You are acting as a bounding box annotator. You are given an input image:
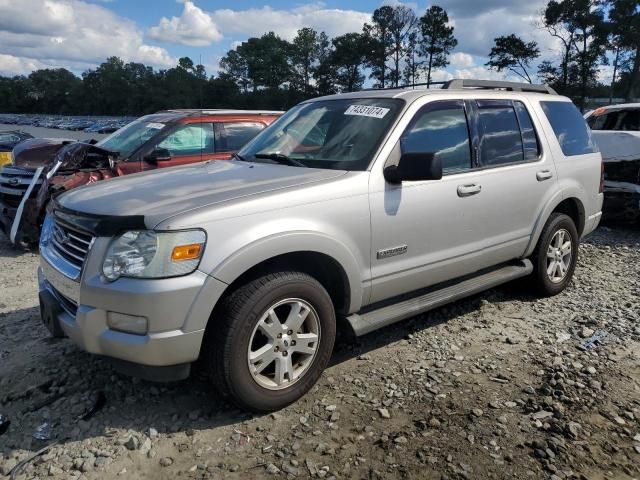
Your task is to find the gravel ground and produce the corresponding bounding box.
[0,124,108,142]
[0,225,639,480]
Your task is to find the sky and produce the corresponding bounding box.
[0,0,615,84]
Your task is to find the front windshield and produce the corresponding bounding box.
[96,117,166,158]
[238,98,404,171]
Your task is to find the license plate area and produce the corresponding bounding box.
[41,257,80,303]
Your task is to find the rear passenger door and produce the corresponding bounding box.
[467,99,558,263]
[214,122,266,158]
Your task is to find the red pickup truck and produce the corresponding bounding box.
[0,109,282,247]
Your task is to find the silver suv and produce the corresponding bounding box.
[38,80,603,411]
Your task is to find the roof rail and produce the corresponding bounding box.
[442,79,557,95]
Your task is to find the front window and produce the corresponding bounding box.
[238,98,404,171]
[96,118,167,158]
[157,123,215,156]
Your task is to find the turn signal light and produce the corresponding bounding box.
[171,243,202,262]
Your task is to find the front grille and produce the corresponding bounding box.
[0,166,42,208]
[51,221,94,271]
[50,284,78,317]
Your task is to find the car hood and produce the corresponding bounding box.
[57,160,347,227]
[12,138,78,169]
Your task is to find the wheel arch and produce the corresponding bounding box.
[208,232,365,315]
[524,194,586,258]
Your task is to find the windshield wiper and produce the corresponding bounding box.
[253,152,306,168]
[232,152,248,162]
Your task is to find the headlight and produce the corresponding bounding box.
[102,230,206,281]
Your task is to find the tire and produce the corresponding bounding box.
[530,213,579,296]
[203,271,336,412]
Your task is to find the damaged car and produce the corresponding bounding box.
[585,104,640,222]
[0,130,33,167]
[0,109,282,247]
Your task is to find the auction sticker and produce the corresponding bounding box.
[146,122,165,129]
[344,105,390,119]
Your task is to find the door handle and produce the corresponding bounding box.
[536,170,553,181]
[457,184,482,197]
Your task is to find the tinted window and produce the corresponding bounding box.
[588,108,640,131]
[218,122,265,152]
[401,101,471,174]
[477,102,523,166]
[541,101,597,156]
[158,123,214,156]
[514,101,540,160]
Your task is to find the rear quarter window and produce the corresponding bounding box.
[540,101,597,156]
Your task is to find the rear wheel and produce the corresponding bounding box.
[531,213,579,296]
[203,271,336,412]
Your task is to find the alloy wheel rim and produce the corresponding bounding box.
[546,228,572,283]
[247,298,321,390]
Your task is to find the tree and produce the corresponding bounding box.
[291,27,319,95]
[330,33,370,92]
[609,0,640,100]
[220,49,251,93]
[544,0,607,110]
[418,6,457,87]
[542,0,577,92]
[403,30,421,86]
[244,33,292,90]
[313,32,336,96]
[486,34,540,83]
[27,68,81,114]
[387,5,417,87]
[363,6,394,88]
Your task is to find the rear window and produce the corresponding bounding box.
[587,108,640,131]
[217,122,265,152]
[541,101,597,156]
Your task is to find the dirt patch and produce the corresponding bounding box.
[0,226,639,479]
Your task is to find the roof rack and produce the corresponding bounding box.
[162,109,284,115]
[442,79,557,95]
[360,79,557,95]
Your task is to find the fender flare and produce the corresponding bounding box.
[209,230,366,313]
[523,188,585,258]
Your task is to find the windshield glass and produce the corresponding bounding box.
[96,118,166,158]
[238,98,404,171]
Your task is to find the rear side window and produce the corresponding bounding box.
[401,100,472,175]
[588,108,640,131]
[514,101,540,160]
[541,101,597,156]
[217,122,265,152]
[477,101,523,166]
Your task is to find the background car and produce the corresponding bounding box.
[0,109,282,246]
[0,130,33,167]
[585,103,640,222]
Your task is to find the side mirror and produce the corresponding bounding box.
[145,147,171,164]
[384,152,443,183]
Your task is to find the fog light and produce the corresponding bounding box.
[107,312,148,335]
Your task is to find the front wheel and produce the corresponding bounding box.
[204,271,336,412]
[531,213,579,296]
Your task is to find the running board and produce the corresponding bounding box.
[347,260,533,336]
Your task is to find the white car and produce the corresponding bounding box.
[585,103,640,221]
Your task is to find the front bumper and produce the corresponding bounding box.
[38,249,228,379]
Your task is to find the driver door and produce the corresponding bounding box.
[147,122,219,169]
[368,100,488,303]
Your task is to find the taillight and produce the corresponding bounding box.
[599,160,604,193]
